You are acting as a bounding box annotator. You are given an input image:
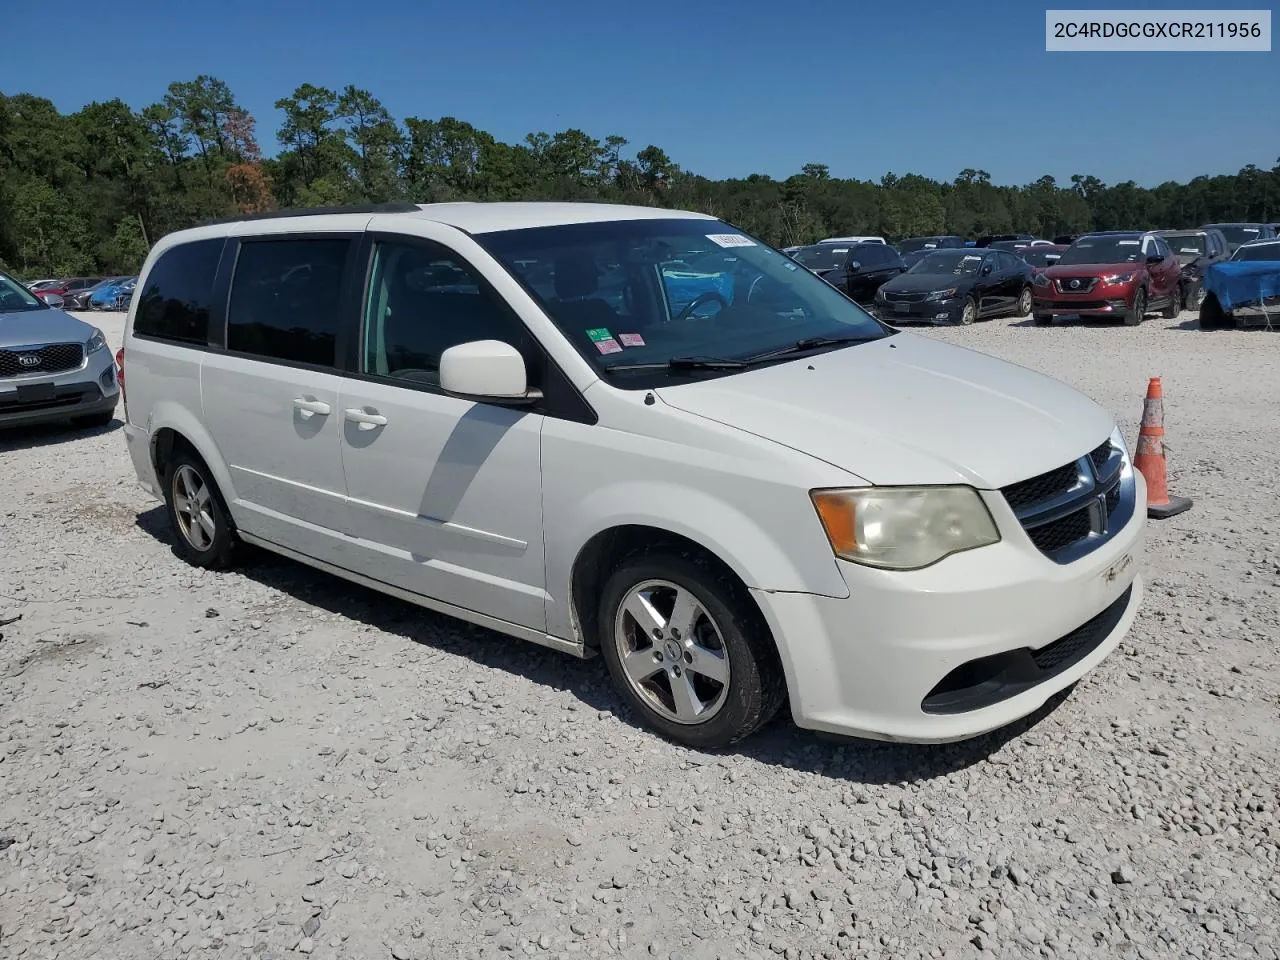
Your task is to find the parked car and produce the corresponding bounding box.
[118,201,1144,748]
[1015,244,1070,273]
[0,268,119,429]
[64,276,132,311]
[975,234,1035,248]
[33,290,66,307]
[875,248,1033,324]
[1053,235,1081,245]
[988,240,1036,253]
[818,235,886,245]
[1155,229,1229,310]
[1031,232,1182,326]
[1199,222,1278,254]
[792,241,906,305]
[26,279,62,292]
[37,277,101,300]
[1199,239,1280,329]
[895,236,966,255]
[88,276,137,310]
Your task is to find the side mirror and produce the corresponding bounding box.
[847,260,862,273]
[980,264,993,276]
[439,340,542,405]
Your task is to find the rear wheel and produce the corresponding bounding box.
[1015,286,1033,317]
[1162,285,1182,319]
[598,551,785,748]
[1123,288,1146,326]
[163,450,239,569]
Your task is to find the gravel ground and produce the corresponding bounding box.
[1,309,1277,960]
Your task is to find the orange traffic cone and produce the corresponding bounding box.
[1133,377,1192,519]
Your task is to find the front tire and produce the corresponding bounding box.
[598,551,785,748]
[1162,285,1182,319]
[959,297,977,325]
[1124,288,1146,326]
[163,450,239,569]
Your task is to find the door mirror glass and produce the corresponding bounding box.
[440,340,539,404]
[980,263,993,276]
[847,260,862,273]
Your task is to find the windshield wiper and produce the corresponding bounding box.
[602,355,748,373]
[740,334,878,364]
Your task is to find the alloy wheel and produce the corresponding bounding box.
[172,464,217,551]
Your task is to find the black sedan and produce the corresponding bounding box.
[790,242,906,305]
[874,249,1034,325]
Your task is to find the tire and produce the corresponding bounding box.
[162,450,239,569]
[1033,313,1053,326]
[1015,286,1033,318]
[959,297,977,325]
[1123,288,1146,326]
[597,550,785,748]
[1162,285,1182,320]
[1198,294,1229,331]
[73,409,115,428]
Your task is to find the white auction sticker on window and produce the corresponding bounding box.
[706,234,756,248]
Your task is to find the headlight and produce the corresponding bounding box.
[1032,273,1050,287]
[1101,273,1134,285]
[1110,424,1129,459]
[86,328,108,353]
[925,287,958,301]
[810,486,1000,570]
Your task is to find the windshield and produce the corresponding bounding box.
[896,238,942,254]
[0,271,50,312]
[1058,237,1144,266]
[1021,249,1062,268]
[1216,225,1262,245]
[477,219,890,386]
[1230,242,1280,262]
[791,245,849,270]
[906,251,986,276]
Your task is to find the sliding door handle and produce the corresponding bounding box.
[344,408,388,431]
[293,398,331,418]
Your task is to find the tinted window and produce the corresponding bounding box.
[1230,242,1280,262]
[855,244,894,267]
[792,245,851,271]
[362,241,532,388]
[1058,237,1144,266]
[896,238,941,254]
[134,239,223,344]
[995,252,1018,271]
[906,251,986,276]
[227,238,350,367]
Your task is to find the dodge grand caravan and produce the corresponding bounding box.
[120,202,1145,748]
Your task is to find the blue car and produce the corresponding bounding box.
[88,276,137,310]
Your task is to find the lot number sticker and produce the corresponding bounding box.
[707,234,756,248]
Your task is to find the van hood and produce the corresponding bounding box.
[654,333,1114,488]
[0,307,94,347]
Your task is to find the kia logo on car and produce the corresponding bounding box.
[18,355,41,367]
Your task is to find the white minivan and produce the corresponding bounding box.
[119,202,1145,748]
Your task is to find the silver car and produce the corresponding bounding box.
[0,269,119,429]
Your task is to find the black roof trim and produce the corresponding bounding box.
[202,203,420,227]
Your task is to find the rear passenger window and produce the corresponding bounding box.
[362,240,532,388]
[133,239,223,345]
[227,238,350,368]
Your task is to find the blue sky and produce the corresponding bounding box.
[4,0,1276,187]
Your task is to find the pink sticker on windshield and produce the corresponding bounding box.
[594,338,623,355]
[618,333,646,347]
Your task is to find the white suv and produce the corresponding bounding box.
[119,202,1145,748]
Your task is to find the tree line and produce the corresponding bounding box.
[2,75,1278,277]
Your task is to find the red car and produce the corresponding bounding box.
[1031,232,1182,326]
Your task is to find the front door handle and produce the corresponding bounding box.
[344,408,388,431]
[293,398,331,418]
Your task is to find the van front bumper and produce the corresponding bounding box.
[753,481,1146,743]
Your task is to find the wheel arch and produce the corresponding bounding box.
[147,402,236,511]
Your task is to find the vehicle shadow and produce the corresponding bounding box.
[134,505,1073,785]
[0,416,122,453]
[1166,318,1203,331]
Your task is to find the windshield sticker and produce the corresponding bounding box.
[706,234,755,248]
[961,255,982,262]
[1118,240,1140,246]
[924,243,937,248]
[594,338,623,355]
[618,333,646,347]
[829,248,849,253]
[585,327,613,343]
[1180,247,1200,253]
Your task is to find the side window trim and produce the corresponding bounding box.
[221,231,363,373]
[353,231,597,425]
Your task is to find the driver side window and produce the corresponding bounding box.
[362,240,532,388]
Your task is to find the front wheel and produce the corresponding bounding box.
[1015,286,1033,317]
[959,298,977,325]
[1124,288,1146,326]
[1162,285,1182,319]
[598,551,785,748]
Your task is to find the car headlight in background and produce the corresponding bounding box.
[86,328,108,353]
[925,287,958,301]
[1101,273,1134,285]
[811,486,1001,570]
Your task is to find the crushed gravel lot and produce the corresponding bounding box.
[2,309,1277,960]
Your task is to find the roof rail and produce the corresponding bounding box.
[202,202,420,227]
